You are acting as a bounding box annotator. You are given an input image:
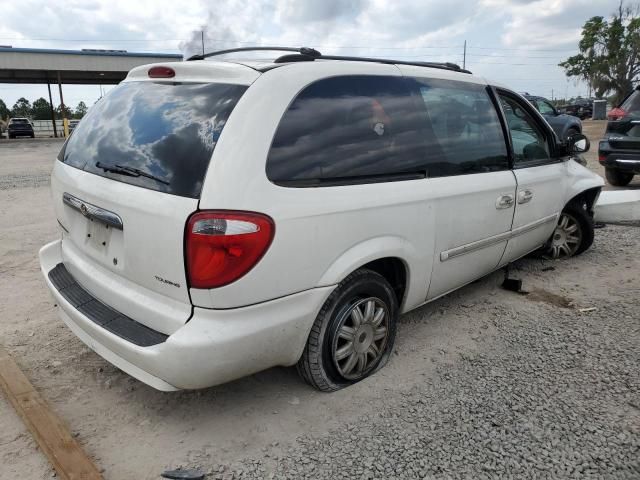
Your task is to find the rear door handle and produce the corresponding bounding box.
[517,189,534,204]
[496,194,515,209]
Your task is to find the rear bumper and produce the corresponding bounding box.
[8,129,34,135]
[599,141,640,173]
[40,240,334,390]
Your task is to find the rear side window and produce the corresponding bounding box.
[267,75,508,186]
[620,90,640,115]
[60,81,247,198]
[412,78,508,176]
[267,75,429,186]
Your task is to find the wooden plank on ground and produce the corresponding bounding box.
[0,346,103,480]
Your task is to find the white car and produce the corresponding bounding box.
[39,47,603,392]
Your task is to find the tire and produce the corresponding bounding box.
[8,134,14,139]
[605,168,634,187]
[565,127,579,141]
[297,269,398,392]
[545,201,594,259]
[30,134,35,138]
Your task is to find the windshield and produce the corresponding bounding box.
[59,81,247,198]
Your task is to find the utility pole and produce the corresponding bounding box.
[552,88,554,101]
[463,40,467,70]
[201,30,205,56]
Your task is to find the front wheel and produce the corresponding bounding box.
[544,203,594,259]
[565,127,580,141]
[605,168,634,187]
[297,269,397,392]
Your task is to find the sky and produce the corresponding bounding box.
[0,0,627,111]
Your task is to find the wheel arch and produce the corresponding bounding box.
[317,236,417,311]
[566,186,602,217]
[564,161,605,214]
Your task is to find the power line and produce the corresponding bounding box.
[0,36,581,53]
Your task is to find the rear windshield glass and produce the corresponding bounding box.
[620,90,640,115]
[59,81,247,198]
[11,119,29,124]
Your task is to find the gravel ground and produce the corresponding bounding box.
[1,127,639,479]
[197,227,640,480]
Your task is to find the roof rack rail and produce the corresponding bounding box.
[187,46,471,74]
[186,46,321,62]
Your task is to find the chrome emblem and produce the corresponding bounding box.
[80,203,89,216]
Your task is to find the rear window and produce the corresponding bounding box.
[11,119,29,124]
[620,90,640,115]
[59,81,247,198]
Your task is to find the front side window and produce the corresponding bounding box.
[412,78,508,176]
[499,93,550,165]
[267,75,429,185]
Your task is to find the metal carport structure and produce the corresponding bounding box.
[0,47,182,136]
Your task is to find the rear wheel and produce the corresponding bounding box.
[605,168,634,187]
[297,269,397,392]
[544,203,594,259]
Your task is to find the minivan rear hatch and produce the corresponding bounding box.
[52,74,248,334]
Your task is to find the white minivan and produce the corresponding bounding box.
[40,47,604,392]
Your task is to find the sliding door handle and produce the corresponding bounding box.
[518,189,534,204]
[496,194,515,209]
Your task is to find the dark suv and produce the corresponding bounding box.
[523,95,582,141]
[8,118,35,138]
[598,86,640,186]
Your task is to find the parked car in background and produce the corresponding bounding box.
[599,85,640,186]
[560,98,593,120]
[8,117,35,138]
[523,94,582,141]
[39,48,603,393]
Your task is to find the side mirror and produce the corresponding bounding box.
[567,133,590,153]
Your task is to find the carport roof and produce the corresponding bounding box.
[0,46,183,84]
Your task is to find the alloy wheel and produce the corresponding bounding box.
[548,212,582,259]
[331,297,390,380]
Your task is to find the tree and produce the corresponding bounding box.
[74,101,88,119]
[32,97,52,120]
[11,97,32,118]
[55,104,72,119]
[0,99,9,121]
[559,1,640,104]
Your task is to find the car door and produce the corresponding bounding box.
[495,90,565,266]
[396,70,517,301]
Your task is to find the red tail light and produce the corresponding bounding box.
[598,154,606,163]
[186,211,274,289]
[148,66,175,78]
[607,107,626,121]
